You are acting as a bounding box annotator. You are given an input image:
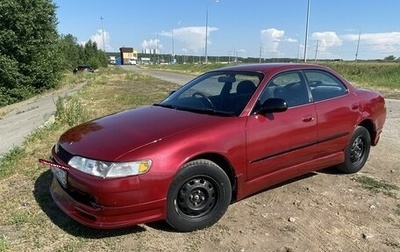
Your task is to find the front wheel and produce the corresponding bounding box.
[166,159,232,232]
[336,126,371,173]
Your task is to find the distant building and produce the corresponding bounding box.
[143,48,159,54]
[119,47,138,65]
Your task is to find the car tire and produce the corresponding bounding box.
[166,159,232,232]
[336,126,371,174]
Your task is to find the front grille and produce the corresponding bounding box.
[68,186,98,207]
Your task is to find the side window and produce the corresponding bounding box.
[259,71,310,107]
[304,70,348,102]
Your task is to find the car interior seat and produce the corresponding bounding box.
[233,80,257,115]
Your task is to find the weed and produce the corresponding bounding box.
[55,96,90,127]
[383,239,400,249]
[279,225,296,232]
[354,175,398,197]
[8,210,30,228]
[0,235,11,251]
[395,204,400,216]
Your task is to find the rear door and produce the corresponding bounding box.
[304,70,360,156]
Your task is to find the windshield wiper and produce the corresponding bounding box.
[153,103,234,116]
[183,107,235,117]
[153,103,178,109]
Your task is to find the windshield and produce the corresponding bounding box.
[158,71,264,116]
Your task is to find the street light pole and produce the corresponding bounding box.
[205,6,209,64]
[100,16,105,51]
[303,0,311,62]
[172,28,175,64]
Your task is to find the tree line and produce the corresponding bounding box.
[0,0,107,107]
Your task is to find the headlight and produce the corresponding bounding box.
[68,156,151,178]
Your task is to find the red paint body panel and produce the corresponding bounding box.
[45,63,386,229]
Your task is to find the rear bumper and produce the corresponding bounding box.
[50,178,166,229]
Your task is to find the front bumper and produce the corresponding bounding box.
[50,176,166,229]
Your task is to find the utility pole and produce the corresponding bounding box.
[355,27,361,61]
[314,40,319,61]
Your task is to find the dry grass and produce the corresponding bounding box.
[0,67,179,251]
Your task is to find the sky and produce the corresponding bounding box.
[53,0,400,61]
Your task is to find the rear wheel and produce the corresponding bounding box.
[166,159,231,232]
[336,126,371,173]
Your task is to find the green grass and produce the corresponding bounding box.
[0,146,26,179]
[145,61,400,90]
[323,62,400,88]
[55,96,91,127]
[0,235,11,251]
[354,175,398,198]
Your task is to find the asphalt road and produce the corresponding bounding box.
[0,66,398,160]
[0,83,85,157]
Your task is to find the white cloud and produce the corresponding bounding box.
[311,31,342,52]
[342,32,400,54]
[285,38,297,43]
[141,38,163,52]
[260,28,285,52]
[81,29,113,52]
[160,26,218,53]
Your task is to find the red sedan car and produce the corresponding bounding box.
[40,63,386,232]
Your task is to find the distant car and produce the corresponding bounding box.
[128,58,137,65]
[40,63,386,232]
[73,65,94,74]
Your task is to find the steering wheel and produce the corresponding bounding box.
[192,91,215,109]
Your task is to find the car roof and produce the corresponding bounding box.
[213,63,330,74]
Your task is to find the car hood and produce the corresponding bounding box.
[58,106,219,161]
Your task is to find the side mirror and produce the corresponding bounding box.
[254,98,288,114]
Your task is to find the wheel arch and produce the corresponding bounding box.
[358,119,376,145]
[188,153,238,201]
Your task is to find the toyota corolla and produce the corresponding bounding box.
[39,63,386,232]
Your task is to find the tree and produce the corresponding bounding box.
[384,55,396,61]
[58,34,81,69]
[82,40,108,69]
[0,0,62,106]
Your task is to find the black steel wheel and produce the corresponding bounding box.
[337,126,371,174]
[166,159,231,232]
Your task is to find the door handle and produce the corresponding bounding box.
[302,116,315,122]
[351,103,360,110]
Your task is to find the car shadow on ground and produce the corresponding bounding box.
[33,168,344,235]
[33,170,146,238]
